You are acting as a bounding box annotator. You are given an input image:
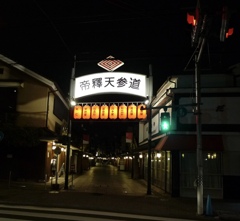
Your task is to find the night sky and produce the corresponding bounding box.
[1,0,239,96]
[0,1,239,149]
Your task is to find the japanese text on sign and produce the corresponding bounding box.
[74,72,146,98]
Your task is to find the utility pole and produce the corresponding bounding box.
[195,38,206,215]
[64,56,76,190]
[188,0,234,213]
[187,2,211,213]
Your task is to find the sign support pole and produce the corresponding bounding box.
[64,56,76,190]
[147,65,153,195]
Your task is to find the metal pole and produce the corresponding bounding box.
[55,154,58,185]
[195,38,206,215]
[64,57,76,190]
[147,104,152,195]
[64,117,71,190]
[147,65,153,195]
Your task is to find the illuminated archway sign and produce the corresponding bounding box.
[74,72,147,98]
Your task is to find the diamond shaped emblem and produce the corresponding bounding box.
[97,55,124,71]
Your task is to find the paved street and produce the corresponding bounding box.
[0,164,239,220]
[66,163,148,196]
[0,204,200,221]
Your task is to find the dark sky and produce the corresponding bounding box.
[1,0,239,97]
[1,0,239,150]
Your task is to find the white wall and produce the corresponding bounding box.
[179,97,240,125]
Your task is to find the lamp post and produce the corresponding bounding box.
[64,57,76,190]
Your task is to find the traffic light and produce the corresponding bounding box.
[160,112,170,132]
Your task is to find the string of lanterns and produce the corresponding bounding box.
[73,102,147,120]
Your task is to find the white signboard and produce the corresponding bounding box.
[179,97,240,124]
[74,72,147,98]
[143,114,159,140]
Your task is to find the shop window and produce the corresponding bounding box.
[180,151,222,189]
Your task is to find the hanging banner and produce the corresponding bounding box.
[83,134,90,144]
[126,132,133,143]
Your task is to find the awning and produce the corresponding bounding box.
[155,135,224,151]
[38,127,58,142]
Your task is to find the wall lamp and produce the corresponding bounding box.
[70,100,76,106]
[144,96,149,105]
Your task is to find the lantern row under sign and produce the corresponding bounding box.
[73,103,147,120]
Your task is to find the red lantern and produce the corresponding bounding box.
[137,104,147,119]
[128,104,137,119]
[119,104,127,119]
[109,104,118,119]
[100,104,109,119]
[82,104,91,119]
[91,104,100,119]
[73,105,82,119]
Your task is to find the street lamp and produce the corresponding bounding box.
[70,100,76,106]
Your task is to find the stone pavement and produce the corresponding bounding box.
[0,166,239,221]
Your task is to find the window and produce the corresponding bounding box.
[181,151,222,189]
[0,88,17,113]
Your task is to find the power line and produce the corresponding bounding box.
[33,0,73,59]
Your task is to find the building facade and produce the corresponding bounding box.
[0,54,69,181]
[136,73,240,199]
